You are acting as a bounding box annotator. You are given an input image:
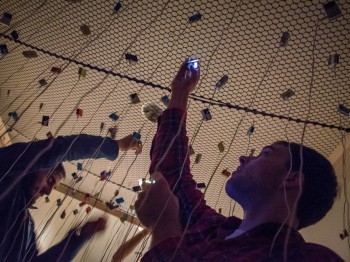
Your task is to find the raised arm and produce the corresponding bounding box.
[136,62,224,260]
[0,133,142,180]
[149,62,219,226]
[149,61,198,189]
[0,133,141,202]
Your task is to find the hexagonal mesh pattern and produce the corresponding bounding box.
[0,0,349,227]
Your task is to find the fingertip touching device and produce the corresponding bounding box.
[187,58,199,69]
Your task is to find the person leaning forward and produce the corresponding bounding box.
[0,133,142,261]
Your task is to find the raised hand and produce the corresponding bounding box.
[135,172,182,247]
[117,134,142,154]
[80,217,107,238]
[171,60,200,95]
[168,60,200,110]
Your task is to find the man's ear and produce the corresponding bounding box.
[280,171,304,189]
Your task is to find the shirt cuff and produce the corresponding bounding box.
[101,137,119,160]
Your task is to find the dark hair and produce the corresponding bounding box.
[53,163,66,178]
[276,141,338,229]
[25,163,66,180]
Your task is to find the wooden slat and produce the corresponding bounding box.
[55,183,141,226]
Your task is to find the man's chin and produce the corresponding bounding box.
[225,179,243,200]
[225,180,235,198]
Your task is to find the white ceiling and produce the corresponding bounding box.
[0,0,349,222]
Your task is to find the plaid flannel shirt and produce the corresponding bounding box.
[143,108,343,262]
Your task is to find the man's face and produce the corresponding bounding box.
[225,143,291,206]
[24,170,63,205]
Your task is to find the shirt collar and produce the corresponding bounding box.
[219,216,305,244]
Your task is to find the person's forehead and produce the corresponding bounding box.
[54,172,63,178]
[52,172,63,183]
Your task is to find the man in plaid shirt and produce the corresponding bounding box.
[135,61,343,261]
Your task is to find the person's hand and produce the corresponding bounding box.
[135,172,180,229]
[117,134,142,154]
[135,172,182,247]
[171,60,200,95]
[80,217,107,238]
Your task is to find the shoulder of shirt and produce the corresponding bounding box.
[293,242,344,260]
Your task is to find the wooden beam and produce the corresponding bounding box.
[55,183,141,227]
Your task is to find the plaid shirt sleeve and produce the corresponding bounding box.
[144,108,224,261]
[149,108,222,225]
